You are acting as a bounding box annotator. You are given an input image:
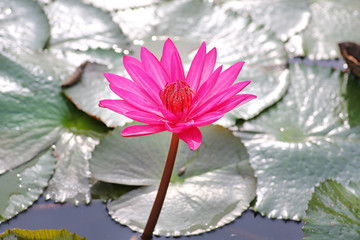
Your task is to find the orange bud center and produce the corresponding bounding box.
[159,80,195,113]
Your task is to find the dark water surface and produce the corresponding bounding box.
[0,197,303,240]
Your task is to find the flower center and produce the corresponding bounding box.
[159,80,195,113]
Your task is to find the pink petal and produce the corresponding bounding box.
[205,61,245,101]
[141,47,169,87]
[160,39,185,82]
[123,55,145,87]
[199,47,217,88]
[192,112,224,127]
[214,94,257,113]
[104,73,149,97]
[177,127,202,150]
[99,99,138,115]
[186,42,206,91]
[100,100,163,124]
[125,63,163,105]
[164,122,190,133]
[192,65,222,107]
[108,83,161,115]
[124,111,164,125]
[217,61,245,88]
[121,124,166,137]
[191,81,251,118]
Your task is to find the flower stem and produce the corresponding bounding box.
[141,133,180,240]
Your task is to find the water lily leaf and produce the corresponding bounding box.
[0,52,108,204]
[42,0,128,51]
[216,66,290,127]
[63,62,132,128]
[0,0,50,50]
[0,149,55,223]
[0,228,87,240]
[286,0,360,59]
[91,125,256,236]
[44,132,99,205]
[303,179,360,240]
[236,62,360,220]
[240,0,311,42]
[113,0,287,67]
[0,53,64,174]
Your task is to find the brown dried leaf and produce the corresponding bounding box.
[339,42,360,77]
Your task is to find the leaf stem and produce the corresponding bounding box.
[141,133,180,240]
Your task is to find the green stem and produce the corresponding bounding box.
[141,133,180,240]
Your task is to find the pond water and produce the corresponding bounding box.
[0,197,303,240]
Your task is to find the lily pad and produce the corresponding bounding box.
[0,149,55,223]
[303,179,360,240]
[44,132,100,205]
[286,0,360,59]
[236,62,360,220]
[0,52,108,205]
[113,0,287,66]
[0,53,64,174]
[91,125,256,236]
[0,0,50,50]
[42,0,128,51]
[235,0,310,42]
[0,229,87,240]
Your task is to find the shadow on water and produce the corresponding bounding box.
[0,197,303,240]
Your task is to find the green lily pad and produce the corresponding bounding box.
[0,53,64,174]
[42,0,128,51]
[236,62,360,220]
[91,125,256,236]
[44,132,100,205]
[0,52,108,205]
[286,0,360,59]
[0,0,50,50]
[303,179,360,240]
[0,229,87,240]
[240,0,311,42]
[113,0,287,67]
[0,149,55,223]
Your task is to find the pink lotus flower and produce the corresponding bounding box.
[99,39,256,150]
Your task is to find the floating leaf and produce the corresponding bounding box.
[42,0,128,51]
[0,52,108,204]
[44,132,99,205]
[0,0,50,50]
[286,0,360,59]
[0,149,55,223]
[303,179,360,240]
[0,53,64,174]
[91,125,256,236]
[236,62,360,220]
[0,228,87,240]
[241,0,311,42]
[113,0,287,66]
